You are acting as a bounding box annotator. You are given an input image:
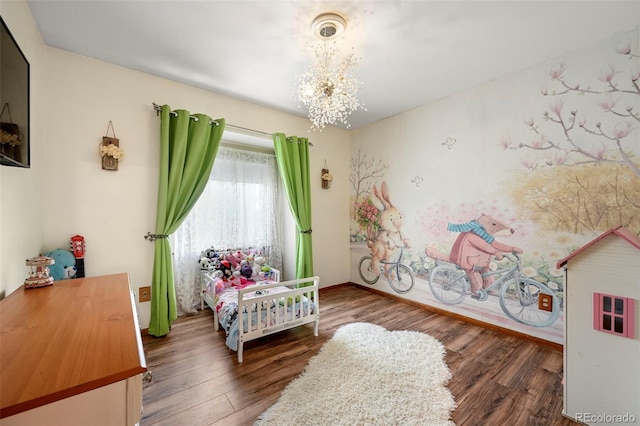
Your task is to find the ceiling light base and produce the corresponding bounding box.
[311,13,347,40]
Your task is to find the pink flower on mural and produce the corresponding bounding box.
[598,95,618,111]
[612,122,633,139]
[549,63,565,80]
[596,64,618,83]
[631,69,640,82]
[531,135,546,149]
[555,151,568,165]
[549,98,564,115]
[523,117,534,127]
[591,143,606,160]
[521,159,537,169]
[615,42,631,55]
[500,134,513,150]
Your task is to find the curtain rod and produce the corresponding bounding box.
[152,103,313,146]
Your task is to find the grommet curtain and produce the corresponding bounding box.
[149,105,224,336]
[273,133,314,280]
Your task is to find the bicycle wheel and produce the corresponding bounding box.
[358,256,379,285]
[428,264,468,305]
[388,264,414,293]
[500,278,560,327]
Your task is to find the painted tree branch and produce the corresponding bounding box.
[350,150,388,218]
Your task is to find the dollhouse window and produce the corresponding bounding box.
[593,293,635,338]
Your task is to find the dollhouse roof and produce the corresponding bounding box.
[556,226,640,269]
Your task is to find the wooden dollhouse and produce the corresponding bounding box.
[557,227,640,424]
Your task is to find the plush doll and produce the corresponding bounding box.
[233,250,246,266]
[203,247,217,259]
[215,259,234,280]
[253,256,267,277]
[240,263,253,279]
[261,264,272,279]
[44,249,77,281]
[225,252,239,270]
[198,257,212,270]
[63,266,77,279]
[213,278,225,294]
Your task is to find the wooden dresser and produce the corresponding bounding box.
[0,273,147,425]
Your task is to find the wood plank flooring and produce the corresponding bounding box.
[141,284,577,425]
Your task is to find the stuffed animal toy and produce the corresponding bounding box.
[225,252,239,270]
[261,264,272,278]
[63,266,77,279]
[215,259,234,280]
[202,247,217,259]
[240,263,253,279]
[198,257,212,270]
[44,249,77,281]
[213,277,225,293]
[253,256,267,277]
[233,250,246,265]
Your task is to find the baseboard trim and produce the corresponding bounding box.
[346,282,563,352]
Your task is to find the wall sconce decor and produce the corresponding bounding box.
[99,120,124,171]
[24,255,55,289]
[321,160,333,189]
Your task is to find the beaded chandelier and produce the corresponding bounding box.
[296,12,365,131]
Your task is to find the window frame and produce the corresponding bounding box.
[593,292,635,338]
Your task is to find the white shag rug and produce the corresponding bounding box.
[255,322,456,426]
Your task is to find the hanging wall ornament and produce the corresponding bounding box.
[321,159,332,189]
[99,120,124,171]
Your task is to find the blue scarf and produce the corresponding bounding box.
[447,220,495,244]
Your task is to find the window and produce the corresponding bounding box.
[171,145,282,314]
[593,292,635,338]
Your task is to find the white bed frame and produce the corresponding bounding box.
[201,273,320,362]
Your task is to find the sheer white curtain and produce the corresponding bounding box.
[171,145,283,315]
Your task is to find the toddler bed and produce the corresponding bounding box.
[201,273,320,362]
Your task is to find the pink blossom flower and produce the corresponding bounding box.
[598,95,617,112]
[615,41,631,55]
[521,159,537,170]
[592,144,606,160]
[548,63,565,80]
[596,65,618,83]
[500,134,513,150]
[531,135,546,149]
[549,98,564,115]
[632,69,640,82]
[523,117,534,126]
[555,151,568,165]
[540,85,548,95]
[613,122,633,139]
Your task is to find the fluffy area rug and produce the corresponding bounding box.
[255,322,456,426]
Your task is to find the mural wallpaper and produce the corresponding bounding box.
[349,30,639,344]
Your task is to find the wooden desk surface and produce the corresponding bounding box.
[0,273,147,418]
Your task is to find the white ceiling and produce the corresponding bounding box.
[26,1,640,132]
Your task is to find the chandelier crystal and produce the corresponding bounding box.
[296,13,365,131]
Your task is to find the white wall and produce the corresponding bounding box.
[0,0,46,299]
[40,47,350,327]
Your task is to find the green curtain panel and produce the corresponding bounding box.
[273,133,314,280]
[149,105,225,336]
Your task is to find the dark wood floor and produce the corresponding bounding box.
[141,284,577,426]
